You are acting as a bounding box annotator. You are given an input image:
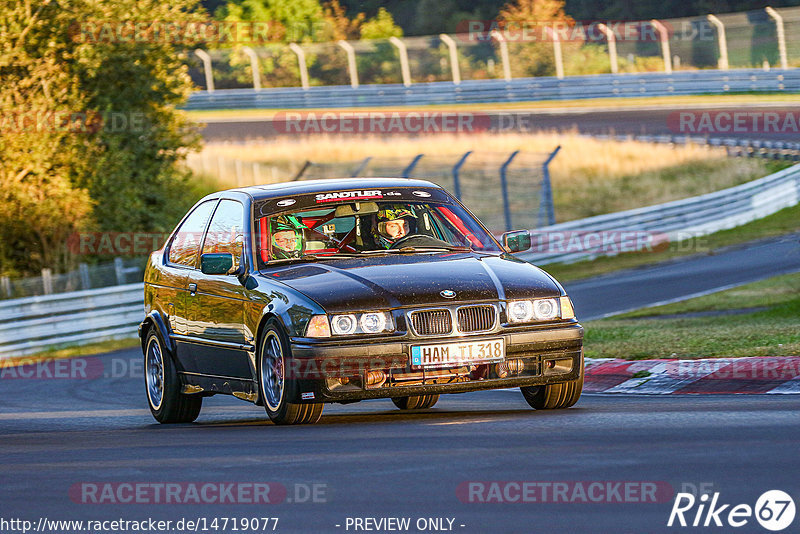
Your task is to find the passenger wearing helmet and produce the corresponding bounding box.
[373,206,416,249]
[270,215,306,259]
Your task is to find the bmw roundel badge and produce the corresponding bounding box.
[440,290,456,298]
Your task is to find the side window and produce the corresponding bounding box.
[168,200,217,267]
[202,200,245,269]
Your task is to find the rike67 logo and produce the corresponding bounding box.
[668,490,795,531]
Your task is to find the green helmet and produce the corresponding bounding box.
[270,215,306,259]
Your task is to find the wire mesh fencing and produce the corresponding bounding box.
[295,149,561,234]
[185,6,800,91]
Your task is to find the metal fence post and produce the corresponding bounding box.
[351,157,372,177]
[1,276,11,298]
[194,49,215,92]
[389,37,412,87]
[338,40,360,88]
[651,20,673,73]
[235,159,243,186]
[490,31,512,81]
[499,151,520,232]
[596,23,619,74]
[539,146,561,227]
[707,14,729,70]
[288,43,310,90]
[402,154,424,178]
[41,268,53,295]
[452,151,472,200]
[114,257,125,285]
[293,161,312,181]
[439,34,461,84]
[545,27,564,79]
[241,46,262,90]
[79,263,90,290]
[766,7,788,70]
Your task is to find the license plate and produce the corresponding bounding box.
[410,338,505,368]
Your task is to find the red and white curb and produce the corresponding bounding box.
[584,357,800,394]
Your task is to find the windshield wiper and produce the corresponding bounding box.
[268,254,324,265]
[359,246,473,254]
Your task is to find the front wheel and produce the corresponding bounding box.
[144,329,201,423]
[520,361,584,410]
[392,394,439,410]
[258,321,323,425]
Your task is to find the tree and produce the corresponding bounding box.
[499,0,575,77]
[0,0,204,276]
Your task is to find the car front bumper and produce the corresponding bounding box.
[289,322,583,402]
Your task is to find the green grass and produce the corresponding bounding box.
[583,272,800,360]
[543,200,800,283]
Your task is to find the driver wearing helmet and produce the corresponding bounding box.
[270,215,306,259]
[373,206,416,249]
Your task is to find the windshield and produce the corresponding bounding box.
[255,200,502,265]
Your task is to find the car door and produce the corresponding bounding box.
[163,199,219,374]
[185,198,251,379]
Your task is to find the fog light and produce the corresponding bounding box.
[365,370,386,387]
[495,359,524,378]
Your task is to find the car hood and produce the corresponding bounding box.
[260,253,564,313]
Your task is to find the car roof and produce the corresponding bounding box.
[222,178,443,201]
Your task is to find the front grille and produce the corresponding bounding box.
[410,309,453,336]
[457,305,496,332]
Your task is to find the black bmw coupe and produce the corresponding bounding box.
[140,178,583,425]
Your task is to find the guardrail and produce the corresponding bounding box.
[593,134,800,161]
[518,163,800,265]
[184,69,799,110]
[0,283,144,359]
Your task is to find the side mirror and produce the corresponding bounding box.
[200,253,235,275]
[501,230,531,253]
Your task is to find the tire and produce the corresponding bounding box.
[392,394,440,410]
[520,359,584,410]
[258,320,323,425]
[144,328,202,423]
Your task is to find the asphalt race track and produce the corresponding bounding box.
[564,232,800,320]
[2,236,799,533]
[199,103,800,142]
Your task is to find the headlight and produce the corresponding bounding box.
[508,300,534,323]
[507,298,561,323]
[534,298,558,320]
[331,314,358,335]
[360,312,387,333]
[321,312,393,336]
